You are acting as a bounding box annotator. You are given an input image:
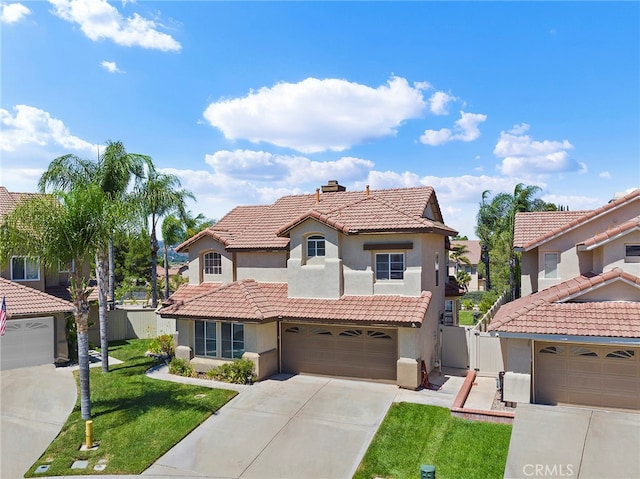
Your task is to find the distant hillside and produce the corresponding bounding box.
[158,241,189,264]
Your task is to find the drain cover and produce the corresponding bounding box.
[35,465,50,473]
[71,460,89,469]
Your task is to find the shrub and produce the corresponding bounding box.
[206,358,256,384]
[478,290,500,314]
[462,299,475,311]
[149,334,174,357]
[168,358,195,378]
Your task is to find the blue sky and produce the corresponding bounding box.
[1,1,638,239]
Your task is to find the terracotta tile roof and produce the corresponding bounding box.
[0,186,42,218]
[162,282,223,306]
[489,268,640,337]
[156,264,189,278]
[0,277,73,317]
[514,189,640,251]
[177,186,455,252]
[445,277,465,297]
[451,240,482,264]
[578,216,640,250]
[158,279,432,325]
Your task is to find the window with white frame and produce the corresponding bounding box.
[222,322,245,359]
[544,252,559,278]
[195,321,217,357]
[195,321,245,359]
[203,252,222,275]
[59,259,75,273]
[375,253,405,280]
[11,256,40,281]
[625,244,640,263]
[307,235,326,257]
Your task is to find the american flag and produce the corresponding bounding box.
[0,296,6,337]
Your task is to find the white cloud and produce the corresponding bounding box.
[428,91,457,115]
[540,194,603,212]
[0,104,98,153]
[599,171,611,179]
[48,0,181,52]
[494,123,580,175]
[1,2,30,23]
[419,111,487,146]
[100,60,124,73]
[203,76,428,153]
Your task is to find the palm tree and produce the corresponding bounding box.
[137,170,194,308]
[0,186,110,419]
[39,140,152,371]
[161,215,184,301]
[476,183,544,300]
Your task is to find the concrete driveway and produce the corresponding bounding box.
[505,403,640,479]
[144,374,397,479]
[0,364,77,479]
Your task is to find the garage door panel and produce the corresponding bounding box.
[535,342,640,410]
[282,323,397,381]
[0,318,54,371]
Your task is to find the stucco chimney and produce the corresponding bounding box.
[315,188,320,204]
[321,180,346,193]
[366,185,370,196]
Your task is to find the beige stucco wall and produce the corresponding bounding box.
[577,280,640,301]
[520,250,538,297]
[236,252,287,282]
[500,337,532,374]
[598,231,640,276]
[1,261,46,291]
[185,238,234,285]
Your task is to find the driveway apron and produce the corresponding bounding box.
[144,374,397,479]
[0,365,77,479]
[505,403,640,479]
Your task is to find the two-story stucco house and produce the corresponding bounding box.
[0,186,75,370]
[489,189,640,410]
[158,182,458,389]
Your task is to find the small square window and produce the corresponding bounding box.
[203,252,222,275]
[11,256,40,281]
[307,235,326,257]
[376,253,404,280]
[625,244,640,263]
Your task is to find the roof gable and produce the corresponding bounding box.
[514,189,640,251]
[177,185,455,252]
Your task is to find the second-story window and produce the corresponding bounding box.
[626,244,640,263]
[307,235,326,257]
[11,256,40,281]
[544,252,558,278]
[376,253,404,280]
[203,252,222,275]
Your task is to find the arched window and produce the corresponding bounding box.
[203,251,222,275]
[307,235,326,257]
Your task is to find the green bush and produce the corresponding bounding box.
[168,358,196,378]
[462,299,475,310]
[478,290,500,314]
[461,291,484,303]
[149,334,174,357]
[206,358,256,384]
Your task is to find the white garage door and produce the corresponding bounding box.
[535,342,640,410]
[282,323,397,381]
[0,317,54,371]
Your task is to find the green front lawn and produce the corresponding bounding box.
[355,403,512,479]
[25,339,237,477]
[459,310,476,326]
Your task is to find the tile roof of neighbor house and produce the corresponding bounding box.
[0,186,42,217]
[488,268,640,337]
[177,186,456,252]
[451,240,482,264]
[578,216,640,250]
[46,282,100,303]
[0,277,73,317]
[159,279,432,325]
[513,189,640,251]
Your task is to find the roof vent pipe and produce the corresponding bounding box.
[315,188,320,204]
[366,185,370,196]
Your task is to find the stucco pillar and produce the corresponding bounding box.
[397,358,420,389]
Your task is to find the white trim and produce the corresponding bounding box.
[557,275,640,303]
[577,226,640,251]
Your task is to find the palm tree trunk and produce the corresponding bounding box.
[96,250,109,372]
[108,237,115,310]
[71,276,92,419]
[151,229,159,308]
[163,243,170,301]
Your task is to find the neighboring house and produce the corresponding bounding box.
[489,189,640,410]
[159,182,458,389]
[156,263,189,279]
[0,277,73,370]
[0,186,95,368]
[449,239,484,291]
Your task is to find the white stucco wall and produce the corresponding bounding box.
[185,237,233,285]
[243,321,278,353]
[236,252,288,282]
[501,337,532,374]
